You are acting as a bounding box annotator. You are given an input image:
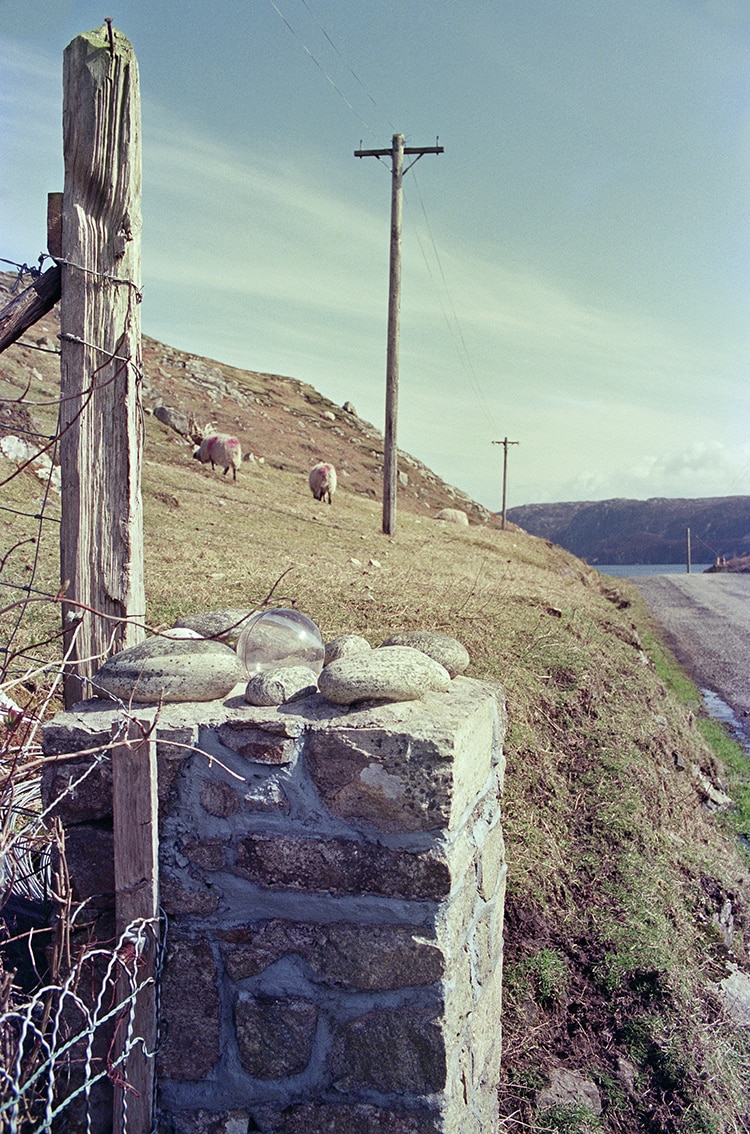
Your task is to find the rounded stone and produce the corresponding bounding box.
[174,608,258,643]
[380,631,470,678]
[245,665,320,706]
[317,646,451,706]
[324,634,372,666]
[92,637,244,703]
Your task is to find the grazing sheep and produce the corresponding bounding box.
[309,461,337,504]
[435,507,469,526]
[193,433,242,481]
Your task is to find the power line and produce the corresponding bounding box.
[406,173,499,435]
[267,0,376,135]
[267,2,499,480]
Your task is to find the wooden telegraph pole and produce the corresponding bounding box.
[492,438,519,529]
[355,134,444,536]
[59,23,146,707]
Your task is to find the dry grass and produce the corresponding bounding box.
[141,433,750,1131]
[2,302,750,1131]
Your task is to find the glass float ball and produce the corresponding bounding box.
[236,608,325,678]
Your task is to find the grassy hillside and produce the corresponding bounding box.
[1,282,750,1132]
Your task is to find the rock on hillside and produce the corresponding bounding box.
[507,496,750,565]
[0,271,492,525]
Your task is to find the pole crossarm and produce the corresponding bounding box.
[355,144,444,159]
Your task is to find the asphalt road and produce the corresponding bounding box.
[628,573,750,744]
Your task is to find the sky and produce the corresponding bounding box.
[1,0,748,510]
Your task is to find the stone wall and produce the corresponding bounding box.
[42,675,507,1134]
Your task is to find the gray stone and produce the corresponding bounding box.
[536,1067,602,1117]
[159,876,220,917]
[200,779,241,817]
[380,631,470,678]
[174,608,257,643]
[307,679,505,832]
[64,826,114,908]
[254,1103,438,1134]
[220,920,443,990]
[718,968,750,1027]
[165,1110,254,1134]
[235,994,318,1078]
[318,646,451,705]
[217,723,297,764]
[92,637,243,703]
[236,832,450,899]
[245,665,319,706]
[324,634,372,665]
[243,780,291,813]
[691,763,733,808]
[40,754,112,823]
[154,404,190,436]
[159,937,220,1079]
[332,1007,445,1093]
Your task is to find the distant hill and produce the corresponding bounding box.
[506,496,750,565]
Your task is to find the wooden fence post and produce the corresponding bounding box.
[112,719,159,1134]
[59,23,146,707]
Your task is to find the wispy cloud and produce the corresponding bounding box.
[3,29,747,508]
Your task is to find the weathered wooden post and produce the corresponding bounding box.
[112,719,159,1134]
[59,23,145,707]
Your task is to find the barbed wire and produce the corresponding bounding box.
[0,505,59,524]
[0,255,47,288]
[0,645,170,1130]
[13,341,61,356]
[54,258,144,303]
[1,253,148,1131]
[0,913,165,1132]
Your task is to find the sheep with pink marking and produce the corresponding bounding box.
[193,433,242,481]
[309,461,337,505]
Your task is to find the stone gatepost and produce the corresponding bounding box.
[42,676,507,1134]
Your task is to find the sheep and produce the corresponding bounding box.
[193,433,242,481]
[309,461,337,504]
[435,508,469,526]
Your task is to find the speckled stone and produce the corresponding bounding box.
[380,631,470,678]
[245,665,319,706]
[173,608,258,643]
[318,646,451,705]
[718,969,750,1027]
[324,634,372,666]
[92,637,244,703]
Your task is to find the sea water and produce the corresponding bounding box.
[597,564,713,577]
